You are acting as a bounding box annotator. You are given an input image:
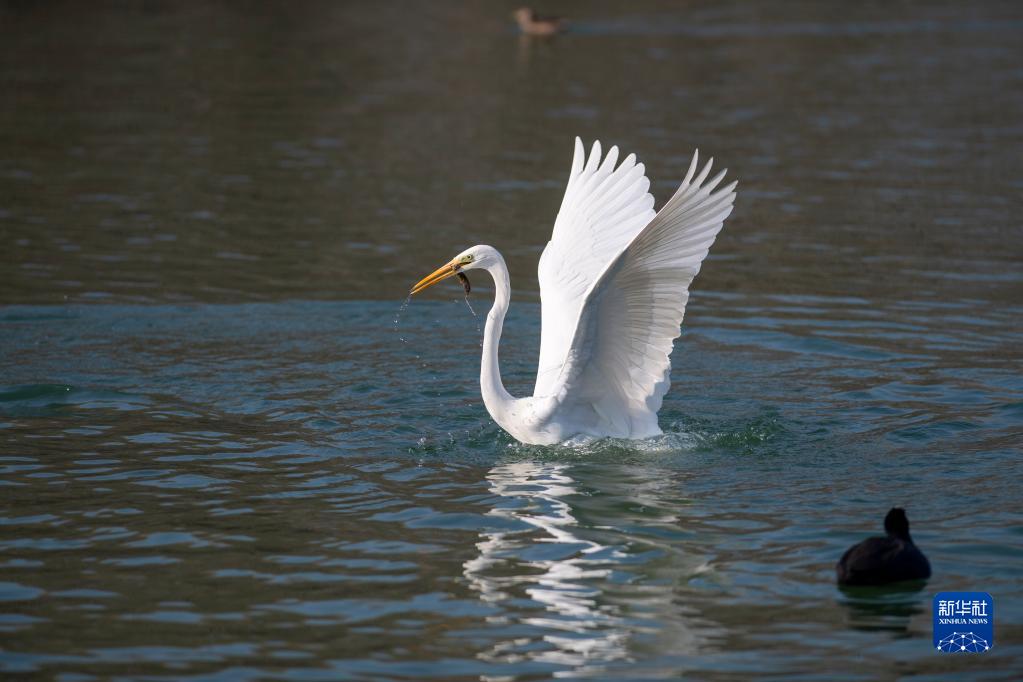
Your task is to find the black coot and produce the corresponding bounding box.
[836,508,930,586]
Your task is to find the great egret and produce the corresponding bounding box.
[411,138,737,445]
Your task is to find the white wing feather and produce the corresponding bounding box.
[535,143,737,438]
[535,138,656,396]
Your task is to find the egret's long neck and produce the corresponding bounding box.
[480,255,516,423]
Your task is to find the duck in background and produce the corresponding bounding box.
[837,507,931,586]
[513,7,566,36]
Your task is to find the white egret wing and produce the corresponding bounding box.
[544,152,737,437]
[534,138,656,396]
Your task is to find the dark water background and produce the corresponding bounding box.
[2,1,1022,679]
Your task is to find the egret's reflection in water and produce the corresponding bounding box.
[464,460,723,677]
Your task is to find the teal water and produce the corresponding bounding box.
[1,297,1021,679]
[3,0,1023,678]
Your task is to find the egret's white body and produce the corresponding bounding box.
[412,138,737,445]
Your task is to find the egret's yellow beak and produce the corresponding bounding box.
[411,260,459,295]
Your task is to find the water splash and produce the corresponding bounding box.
[393,294,412,344]
[395,291,481,352]
[463,295,483,348]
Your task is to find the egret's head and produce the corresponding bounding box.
[410,245,496,296]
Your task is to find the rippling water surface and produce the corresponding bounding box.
[2,1,1022,679]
